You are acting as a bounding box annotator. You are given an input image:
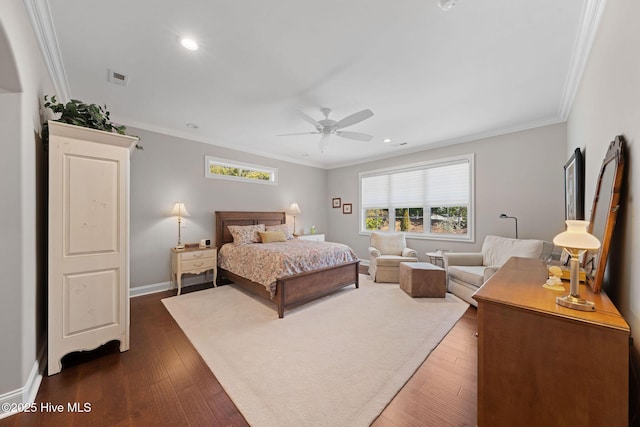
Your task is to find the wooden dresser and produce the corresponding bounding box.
[473,257,630,427]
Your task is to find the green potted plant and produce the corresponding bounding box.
[42,95,141,149]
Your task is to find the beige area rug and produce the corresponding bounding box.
[162,274,468,427]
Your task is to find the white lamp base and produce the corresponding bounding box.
[556,295,595,311]
[175,243,185,250]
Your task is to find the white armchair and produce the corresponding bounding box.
[443,235,553,306]
[368,231,418,282]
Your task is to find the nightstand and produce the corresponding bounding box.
[171,247,217,295]
[295,233,325,242]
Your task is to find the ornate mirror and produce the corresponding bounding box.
[584,135,625,293]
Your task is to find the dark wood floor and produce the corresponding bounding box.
[1,284,477,427]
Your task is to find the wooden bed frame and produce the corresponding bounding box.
[215,211,359,318]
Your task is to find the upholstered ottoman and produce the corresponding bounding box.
[399,262,446,298]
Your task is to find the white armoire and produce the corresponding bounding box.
[48,121,138,375]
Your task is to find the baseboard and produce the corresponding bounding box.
[129,275,209,298]
[0,345,45,420]
[129,281,172,297]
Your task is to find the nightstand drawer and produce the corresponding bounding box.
[182,249,216,261]
[182,257,216,272]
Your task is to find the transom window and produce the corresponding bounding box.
[205,156,278,185]
[359,155,474,241]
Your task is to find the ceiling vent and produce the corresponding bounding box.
[108,69,128,86]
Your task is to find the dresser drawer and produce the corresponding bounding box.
[182,257,216,272]
[181,249,216,261]
[297,233,325,242]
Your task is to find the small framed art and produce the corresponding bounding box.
[564,147,584,220]
[343,203,352,214]
[332,198,341,208]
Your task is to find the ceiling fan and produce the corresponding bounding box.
[279,107,374,153]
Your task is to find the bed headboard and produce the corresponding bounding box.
[215,211,286,248]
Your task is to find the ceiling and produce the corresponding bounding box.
[30,0,602,169]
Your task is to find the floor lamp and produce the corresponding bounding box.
[499,213,518,238]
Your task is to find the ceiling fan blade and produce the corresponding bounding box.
[319,134,330,153]
[334,109,374,129]
[296,110,322,129]
[336,131,373,142]
[277,131,320,136]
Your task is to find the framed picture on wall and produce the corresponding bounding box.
[332,198,341,208]
[564,147,584,220]
[343,203,352,214]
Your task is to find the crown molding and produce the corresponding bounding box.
[328,116,565,170]
[23,0,70,101]
[558,0,607,120]
[114,115,329,169]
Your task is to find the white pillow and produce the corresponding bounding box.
[482,235,543,266]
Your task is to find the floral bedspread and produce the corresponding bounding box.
[218,240,358,297]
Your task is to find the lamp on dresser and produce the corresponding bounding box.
[552,220,600,311]
[287,201,301,235]
[171,202,190,250]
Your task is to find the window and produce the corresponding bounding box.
[360,155,473,241]
[205,156,278,185]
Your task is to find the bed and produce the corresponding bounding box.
[215,211,360,318]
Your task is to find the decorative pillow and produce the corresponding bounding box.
[259,231,287,243]
[482,235,543,266]
[228,224,265,245]
[265,224,293,240]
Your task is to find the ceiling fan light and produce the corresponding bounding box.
[438,0,456,11]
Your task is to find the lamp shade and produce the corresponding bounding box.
[553,220,600,250]
[171,202,190,217]
[288,202,301,215]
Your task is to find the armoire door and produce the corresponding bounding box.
[48,122,135,375]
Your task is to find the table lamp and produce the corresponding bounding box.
[552,220,600,311]
[171,202,190,249]
[287,202,301,235]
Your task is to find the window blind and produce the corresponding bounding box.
[361,159,470,208]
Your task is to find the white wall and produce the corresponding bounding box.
[327,123,567,261]
[567,0,640,377]
[129,127,328,289]
[0,0,54,410]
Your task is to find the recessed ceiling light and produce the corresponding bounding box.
[180,38,199,51]
[186,123,199,129]
[383,138,392,143]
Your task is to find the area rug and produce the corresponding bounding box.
[162,274,468,427]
